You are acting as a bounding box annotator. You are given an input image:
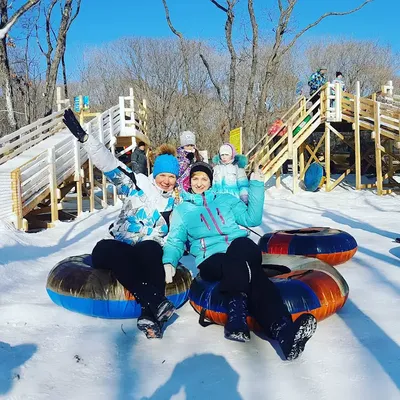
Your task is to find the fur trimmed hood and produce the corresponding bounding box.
[212,153,248,168]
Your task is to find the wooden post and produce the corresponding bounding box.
[287,120,293,159]
[11,169,23,230]
[56,87,62,112]
[48,147,59,225]
[335,81,341,121]
[374,101,383,195]
[142,98,148,133]
[74,140,83,216]
[119,96,126,133]
[354,82,362,190]
[299,142,305,178]
[98,114,108,208]
[324,123,331,191]
[109,109,118,205]
[292,145,298,194]
[87,123,95,211]
[129,87,135,122]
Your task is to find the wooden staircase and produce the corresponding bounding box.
[246,81,400,195]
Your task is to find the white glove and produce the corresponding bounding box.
[164,263,176,284]
[250,165,264,182]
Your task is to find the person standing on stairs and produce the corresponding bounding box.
[62,109,180,339]
[162,161,317,361]
[308,67,327,114]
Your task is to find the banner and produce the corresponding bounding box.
[229,127,242,154]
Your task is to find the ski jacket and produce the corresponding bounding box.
[131,147,148,176]
[84,136,177,246]
[162,179,264,267]
[308,71,327,96]
[176,146,201,191]
[212,154,249,203]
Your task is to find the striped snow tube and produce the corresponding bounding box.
[46,254,192,319]
[189,254,349,329]
[258,227,357,266]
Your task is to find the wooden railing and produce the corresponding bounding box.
[6,105,121,230]
[0,109,67,165]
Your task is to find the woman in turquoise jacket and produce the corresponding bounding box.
[163,161,317,361]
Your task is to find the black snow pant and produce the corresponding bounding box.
[198,237,292,336]
[92,239,166,313]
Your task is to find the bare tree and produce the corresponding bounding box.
[0,0,40,131]
[254,0,372,140]
[37,0,81,116]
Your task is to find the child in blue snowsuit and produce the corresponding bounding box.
[212,143,249,204]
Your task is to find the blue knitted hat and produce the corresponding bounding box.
[153,154,179,178]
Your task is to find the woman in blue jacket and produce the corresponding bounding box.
[163,161,317,360]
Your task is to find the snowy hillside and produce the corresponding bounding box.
[1,177,400,400]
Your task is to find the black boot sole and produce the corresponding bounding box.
[282,314,317,361]
[137,318,163,339]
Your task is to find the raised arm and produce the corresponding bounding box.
[63,109,137,195]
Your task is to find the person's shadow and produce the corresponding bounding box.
[0,341,37,395]
[141,353,242,400]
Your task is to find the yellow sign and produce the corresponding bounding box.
[229,127,242,154]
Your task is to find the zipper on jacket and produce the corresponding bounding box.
[203,195,230,245]
[200,238,207,258]
[200,214,211,230]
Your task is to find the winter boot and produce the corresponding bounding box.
[154,298,176,323]
[224,293,251,343]
[137,284,176,324]
[271,314,317,361]
[137,306,163,339]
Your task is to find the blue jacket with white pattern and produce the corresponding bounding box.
[84,136,177,246]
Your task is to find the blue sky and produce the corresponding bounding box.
[65,0,398,77]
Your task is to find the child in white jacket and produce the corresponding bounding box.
[212,143,249,204]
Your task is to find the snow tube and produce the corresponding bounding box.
[304,162,324,192]
[258,227,357,266]
[46,254,192,319]
[189,254,349,330]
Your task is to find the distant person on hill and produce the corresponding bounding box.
[131,141,148,176]
[308,67,327,114]
[331,71,347,109]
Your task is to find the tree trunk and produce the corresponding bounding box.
[0,1,17,131]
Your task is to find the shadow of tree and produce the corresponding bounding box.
[0,342,37,395]
[141,353,242,400]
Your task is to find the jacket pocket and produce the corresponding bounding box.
[216,208,226,224]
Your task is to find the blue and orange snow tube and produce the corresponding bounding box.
[258,227,357,266]
[189,254,349,329]
[46,254,192,319]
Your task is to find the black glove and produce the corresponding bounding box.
[63,109,88,143]
[186,152,195,161]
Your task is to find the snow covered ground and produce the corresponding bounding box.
[1,176,400,400]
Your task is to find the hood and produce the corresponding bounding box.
[212,154,248,168]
